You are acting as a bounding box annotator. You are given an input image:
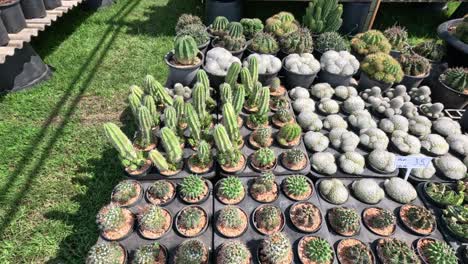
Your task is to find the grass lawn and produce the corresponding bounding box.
[0,0,461,262]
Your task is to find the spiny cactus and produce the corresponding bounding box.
[384,26,408,51]
[220,83,233,104]
[406,206,435,230]
[139,205,167,232]
[252,127,272,147]
[248,87,270,126]
[227,22,243,38]
[112,180,138,204]
[143,95,160,127]
[441,67,468,92]
[217,241,251,264]
[280,27,313,54]
[256,205,282,231]
[96,204,125,232]
[137,106,155,148]
[148,180,172,201]
[248,56,259,84]
[351,30,392,56]
[302,0,343,34]
[193,82,211,128]
[369,208,394,229]
[443,205,468,239]
[177,24,210,46]
[197,70,210,91]
[164,106,177,132]
[284,175,309,197]
[270,77,281,92]
[455,15,468,44]
[103,122,145,170]
[253,148,276,168]
[174,35,200,65]
[133,242,162,264]
[249,32,279,54]
[413,40,446,62]
[223,102,242,147]
[186,103,201,147]
[218,176,244,200]
[218,206,243,229]
[361,52,404,84]
[292,203,317,228]
[175,14,203,33]
[265,12,299,38]
[260,232,292,263]
[240,67,254,95]
[128,90,142,118]
[425,182,464,206]
[160,127,183,166]
[149,149,169,172]
[180,175,206,200]
[240,18,264,39]
[303,237,333,263]
[232,84,245,115]
[251,172,276,195]
[285,148,305,165]
[144,75,173,106]
[330,207,360,234]
[175,240,207,264]
[173,96,186,126]
[423,240,458,264]
[399,53,431,77]
[192,140,211,167]
[344,243,372,264]
[129,85,144,100]
[246,81,262,109]
[211,16,229,36]
[379,239,418,264]
[278,123,301,145]
[218,22,246,52]
[214,125,242,167]
[315,32,350,53]
[225,62,241,89]
[178,207,203,229]
[274,108,293,123]
[86,242,124,264]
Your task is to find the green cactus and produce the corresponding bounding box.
[148,149,169,172]
[303,237,333,263]
[217,22,246,52]
[369,208,395,229]
[278,123,301,145]
[455,15,468,44]
[128,89,142,118]
[315,32,350,53]
[247,81,262,109]
[211,16,229,36]
[379,239,418,264]
[196,70,216,112]
[441,67,468,92]
[260,232,292,263]
[174,240,207,264]
[240,18,264,39]
[248,56,259,84]
[274,108,293,123]
[192,140,211,167]
[220,83,233,104]
[265,12,299,38]
[240,67,254,96]
[178,207,203,229]
[351,30,392,56]
[139,205,167,232]
[280,27,313,54]
[344,243,372,264]
[256,205,282,231]
[252,127,272,147]
[186,103,201,148]
[96,204,125,232]
[214,125,242,167]
[232,84,245,115]
[330,207,360,234]
[193,82,212,129]
[86,242,124,264]
[270,77,281,92]
[144,75,173,106]
[251,172,276,195]
[425,182,464,206]
[175,13,203,33]
[148,180,172,201]
[384,26,408,52]
[284,175,309,197]
[223,102,242,147]
[137,106,155,148]
[103,122,145,170]
[142,95,160,127]
[361,52,404,84]
[180,175,206,200]
[253,148,276,168]
[249,32,279,54]
[227,22,243,38]
[248,86,269,126]
[160,127,183,167]
[422,240,458,264]
[173,96,186,126]
[218,176,244,200]
[225,62,241,88]
[271,96,288,110]
[292,204,317,228]
[133,242,162,264]
[177,24,210,46]
[163,106,177,131]
[406,206,435,230]
[112,180,138,204]
[302,0,343,34]
[413,40,446,62]
[217,241,250,264]
[399,53,431,76]
[443,205,468,239]
[129,85,144,100]
[217,206,244,229]
[174,35,200,65]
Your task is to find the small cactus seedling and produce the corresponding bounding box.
[342,242,372,264]
[404,205,435,233]
[133,242,163,264]
[260,232,292,264]
[111,180,139,206]
[413,40,446,62]
[350,30,392,56]
[86,242,124,264]
[441,67,468,93]
[378,238,418,264]
[301,237,333,263]
[252,148,276,169]
[148,180,174,205]
[277,123,301,146]
[250,173,277,201]
[330,207,360,236]
[255,205,283,233]
[179,175,207,202]
[217,206,244,229]
[368,208,395,229]
[422,240,458,264]
[174,240,208,264]
[251,127,273,148]
[217,241,251,264]
[178,207,203,230]
[283,175,310,199]
[217,176,244,202]
[138,205,169,236]
[173,35,200,66]
[283,149,306,167]
[96,204,126,232]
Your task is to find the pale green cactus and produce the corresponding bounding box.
[225,62,241,88]
[223,102,242,147]
[160,127,183,167]
[144,75,173,106]
[137,106,155,148]
[142,95,160,127]
[220,83,233,104]
[103,122,145,170]
[186,103,201,148]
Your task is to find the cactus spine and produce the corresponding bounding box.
[149,149,169,172]
[143,95,160,126]
[145,75,173,106]
[240,67,254,95]
[223,102,241,146]
[233,84,245,115]
[225,62,242,88]
[220,83,233,104]
[137,106,154,148]
[186,103,202,147]
[227,22,244,38]
[248,56,259,84]
[160,127,183,165]
[164,106,177,131]
[174,35,200,65]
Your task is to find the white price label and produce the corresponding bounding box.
[395,156,432,169]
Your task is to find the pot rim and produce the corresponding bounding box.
[211,38,248,54]
[438,74,468,97]
[164,51,204,70]
[281,57,319,77]
[437,18,468,52]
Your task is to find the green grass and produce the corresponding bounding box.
[0,0,463,262]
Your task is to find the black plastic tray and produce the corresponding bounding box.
[97,179,214,264]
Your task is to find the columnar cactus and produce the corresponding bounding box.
[351,30,392,56]
[278,123,301,145]
[280,27,313,54]
[384,26,408,51]
[160,127,183,165]
[211,16,229,36]
[232,84,245,115]
[164,106,177,131]
[220,83,233,104]
[240,67,254,95]
[441,67,468,92]
[249,87,270,126]
[249,32,279,54]
[214,124,242,167]
[149,149,169,172]
[128,91,142,120]
[399,53,431,77]
[193,82,211,128]
[247,81,263,109]
[225,62,241,88]
[186,103,201,147]
[137,106,155,148]
[194,140,211,166]
[302,0,343,34]
[361,52,404,84]
[196,69,211,92]
[174,35,200,65]
[248,56,259,84]
[223,102,242,147]
[144,75,173,106]
[173,96,186,126]
[240,18,264,39]
[103,122,145,170]
[143,95,160,126]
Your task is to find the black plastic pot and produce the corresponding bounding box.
[340,2,371,35]
[437,18,468,67]
[164,51,204,87]
[390,50,401,60]
[358,72,393,91]
[461,110,468,133]
[431,75,468,109]
[20,0,46,19]
[319,70,353,87]
[203,66,225,89]
[0,0,26,33]
[0,16,9,46]
[398,73,429,89]
[43,0,60,10]
[282,65,317,89]
[211,39,246,59]
[198,40,210,55]
[205,0,242,25]
[258,71,279,87]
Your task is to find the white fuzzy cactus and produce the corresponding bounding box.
[433,117,462,137]
[205,47,242,75]
[319,179,349,204]
[370,97,404,117]
[289,87,310,100]
[447,134,468,156]
[384,178,417,203]
[310,83,334,99]
[420,103,444,119]
[284,53,320,75]
[435,155,467,180]
[360,86,383,103]
[243,54,282,74]
[323,114,348,130]
[368,150,396,173]
[421,134,449,156]
[348,110,377,131]
[304,131,329,152]
[292,98,315,113]
[339,151,365,174]
[409,154,436,179]
[297,111,323,131]
[352,179,385,204]
[334,86,358,101]
[409,86,431,104]
[408,116,432,137]
[360,128,389,150]
[401,102,419,119]
[329,128,360,152]
[318,98,340,115]
[391,130,421,154]
[342,96,365,114]
[320,50,359,76]
[311,152,337,175]
[384,85,410,102]
[379,115,409,134]
[167,83,192,100]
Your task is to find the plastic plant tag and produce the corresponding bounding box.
[394,156,433,181]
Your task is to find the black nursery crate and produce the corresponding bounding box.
[316,178,448,263]
[97,179,214,264]
[213,175,337,264]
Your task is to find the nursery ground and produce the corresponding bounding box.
[0,0,461,263]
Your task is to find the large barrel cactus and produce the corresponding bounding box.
[174,35,200,65]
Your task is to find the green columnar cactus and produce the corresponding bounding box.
[249,32,279,54]
[223,102,242,147]
[144,75,173,106]
[280,27,313,54]
[139,205,167,232]
[423,240,458,264]
[232,84,245,115]
[164,106,177,131]
[174,35,200,65]
[379,239,418,264]
[249,87,270,126]
[248,56,259,84]
[143,95,160,127]
[315,32,350,53]
[149,149,169,172]
[413,40,446,62]
[186,103,201,147]
[441,67,468,92]
[218,206,243,228]
[128,90,142,118]
[302,0,343,34]
[129,85,144,100]
[351,30,392,56]
[197,69,211,92]
[173,96,186,126]
[361,52,404,84]
[194,140,211,166]
[103,122,145,170]
[251,172,276,195]
[278,123,301,144]
[240,67,254,95]
[214,125,242,167]
[193,82,209,127]
[175,14,203,33]
[399,53,431,76]
[303,237,333,263]
[240,18,264,39]
[180,175,206,200]
[265,12,299,38]
[225,62,241,88]
[261,232,292,263]
[160,127,183,166]
[406,206,435,230]
[96,204,125,232]
[227,22,243,38]
[247,81,262,109]
[175,240,207,264]
[455,15,468,44]
[220,83,233,104]
[137,106,155,148]
[86,242,124,264]
[211,16,229,36]
[133,242,162,264]
[257,205,281,231]
[384,26,408,51]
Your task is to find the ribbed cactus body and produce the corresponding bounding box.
[214,125,233,153]
[280,123,301,142]
[399,54,430,77]
[160,127,183,164]
[149,150,169,172]
[280,27,313,54]
[220,83,233,104]
[174,96,185,123]
[233,84,245,115]
[198,140,210,161]
[164,106,177,130]
[130,85,144,100]
[250,33,279,54]
[145,75,173,106]
[443,68,468,92]
[227,22,244,38]
[197,70,211,92]
[223,103,241,145]
[302,0,343,34]
[143,95,160,126]
[137,106,154,147]
[225,62,241,88]
[174,35,199,65]
[212,16,229,32]
[241,67,254,95]
[384,26,408,51]
[258,87,270,115]
[103,123,138,160]
[186,103,201,143]
[248,56,259,84]
[128,91,142,118]
[248,82,263,108]
[193,82,207,118]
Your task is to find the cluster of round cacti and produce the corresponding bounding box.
[217,241,251,263]
[217,176,244,200]
[330,207,360,235]
[377,238,419,264]
[216,22,247,52]
[240,18,264,39]
[315,32,349,53]
[283,175,310,197]
[265,11,299,38]
[279,27,313,54]
[249,32,279,54]
[399,53,431,77]
[351,30,392,56]
[175,14,204,33]
[383,25,408,52]
[361,52,404,84]
[255,205,282,231]
[217,206,244,229]
[179,175,206,201]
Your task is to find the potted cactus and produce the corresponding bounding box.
[282,174,312,201]
[249,127,273,149]
[214,124,246,173]
[176,23,210,54]
[187,140,214,174]
[216,176,245,205]
[314,32,349,60]
[375,238,419,264]
[178,175,209,204]
[272,108,294,128]
[222,101,244,149]
[103,123,151,177]
[111,180,142,207]
[207,16,228,39]
[250,147,277,172]
[283,53,320,89]
[212,22,247,58]
[253,204,285,235]
[258,232,293,264]
[174,239,209,264]
[164,106,185,142]
[359,52,404,91]
[442,205,468,241]
[216,241,251,264]
[137,205,172,239]
[143,75,174,110]
[398,53,431,88]
[175,14,204,33]
[298,236,333,264]
[133,242,168,264]
[165,35,204,86]
[362,207,396,237]
[302,0,342,35]
[319,50,359,87]
[279,27,313,59]
[281,148,308,171]
[86,242,126,264]
[146,180,176,206]
[416,238,458,264]
[270,95,289,112]
[289,201,322,233]
[276,123,302,148]
[336,238,374,264]
[437,15,468,67]
[269,77,286,98]
[191,81,214,130]
[204,48,241,89]
[350,30,392,60]
[244,80,265,114]
[399,204,436,236]
[249,172,279,203]
[328,207,360,236]
[134,105,157,152]
[240,18,263,40]
[413,40,446,81]
[148,128,184,176]
[265,11,299,39]
[175,205,208,237]
[383,26,409,59]
[0,16,8,46]
[215,206,248,238]
[248,32,279,56]
[319,179,349,205]
[244,54,282,86]
[423,182,464,207]
[96,204,134,241]
[432,67,468,109]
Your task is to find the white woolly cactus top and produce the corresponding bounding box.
[433,117,462,137]
[435,155,467,180]
[311,152,337,175]
[391,130,421,154]
[401,102,419,119]
[319,179,349,204]
[379,115,409,134]
[289,87,310,100]
[323,114,348,130]
[360,128,389,150]
[205,47,241,75]
[292,98,315,113]
[334,86,358,101]
[310,83,334,99]
[384,178,417,204]
[348,110,377,131]
[343,96,365,114]
[318,98,340,115]
[329,128,360,152]
[304,131,329,152]
[447,134,468,156]
[243,54,282,74]
[167,83,192,100]
[408,116,432,137]
[339,151,365,175]
[370,97,405,118]
[409,154,436,179]
[360,86,383,102]
[421,134,449,156]
[409,85,432,104]
[368,150,396,173]
[352,179,385,204]
[385,85,410,102]
[320,50,359,76]
[420,103,444,119]
[297,111,323,132]
[284,53,320,75]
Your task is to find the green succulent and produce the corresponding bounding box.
[133,242,162,264]
[361,52,404,84]
[112,180,138,204]
[284,149,305,165]
[330,207,360,234]
[344,243,372,264]
[192,140,212,167]
[174,240,207,264]
[96,204,125,232]
[271,96,289,110]
[304,237,333,263]
[179,207,203,230]
[274,108,293,123]
[455,15,468,44]
[218,176,244,200]
[425,182,464,206]
[279,27,313,54]
[217,241,251,264]
[149,180,171,200]
[378,239,418,264]
[292,203,317,228]
[217,22,246,52]
[139,205,167,232]
[302,0,343,34]
[256,205,282,231]
[253,148,276,167]
[383,26,408,52]
[175,14,203,33]
[240,18,264,39]
[251,172,276,195]
[442,205,468,239]
[399,53,431,76]
[179,175,206,200]
[260,232,292,263]
[441,67,468,92]
[351,30,392,56]
[218,206,244,229]
[422,240,458,264]
[369,208,395,229]
[177,24,210,46]
[413,40,446,62]
[86,242,124,264]
[315,32,349,53]
[210,16,229,37]
[284,175,309,197]
[249,32,279,54]
[252,127,272,147]
[278,123,301,145]
[265,12,299,38]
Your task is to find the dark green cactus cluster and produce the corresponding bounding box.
[218,206,244,229]
[274,108,293,123]
[441,67,468,92]
[302,0,343,34]
[343,243,372,264]
[139,205,167,232]
[178,207,203,229]
[96,204,126,232]
[398,53,431,77]
[271,96,289,110]
[361,52,404,84]
[293,203,317,228]
[253,148,276,168]
[265,12,299,38]
[174,240,207,264]
[133,242,162,264]
[174,35,200,65]
[112,180,138,204]
[279,27,313,54]
[214,124,243,167]
[413,40,446,62]
[256,205,282,231]
[351,30,392,56]
[179,175,206,200]
[425,182,464,206]
[284,175,309,197]
[148,180,172,201]
[369,208,395,229]
[225,63,241,92]
[217,241,251,264]
[177,24,209,47]
[303,237,333,263]
[218,22,247,52]
[86,242,124,264]
[142,94,160,126]
[222,102,243,147]
[218,176,244,200]
[241,58,259,97]
[455,15,468,44]
[148,127,183,172]
[210,16,229,37]
[252,127,272,147]
[422,240,458,264]
[260,232,292,263]
[175,14,203,33]
[249,32,279,54]
[330,207,360,234]
[378,239,418,264]
[284,149,305,165]
[278,123,301,145]
[248,86,270,127]
[315,31,349,53]
[240,18,264,39]
[383,26,408,52]
[251,172,276,196]
[442,205,468,239]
